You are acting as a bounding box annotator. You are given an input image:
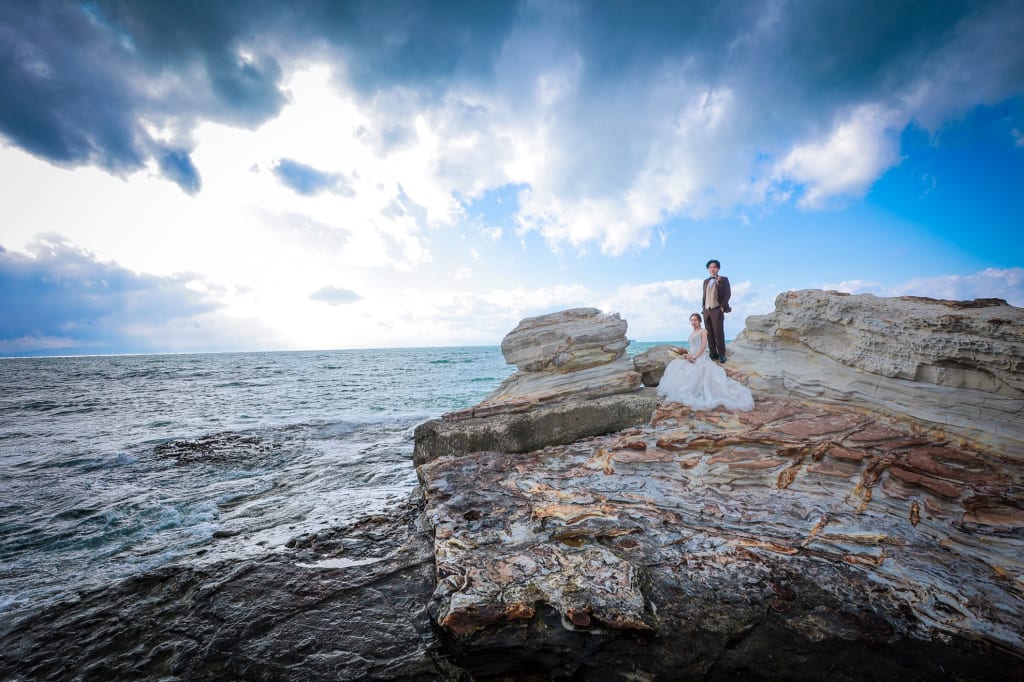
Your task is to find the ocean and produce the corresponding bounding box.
[0,342,674,620]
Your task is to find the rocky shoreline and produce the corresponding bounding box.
[2,291,1022,680]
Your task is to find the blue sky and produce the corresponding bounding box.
[1,1,1022,356]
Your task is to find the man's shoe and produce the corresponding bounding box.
[710,353,719,361]
[719,355,727,363]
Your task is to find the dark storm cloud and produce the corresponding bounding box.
[0,0,287,193]
[0,236,219,355]
[158,149,202,195]
[306,0,518,92]
[0,0,516,192]
[517,0,1023,197]
[310,285,361,306]
[1,0,1021,198]
[273,159,353,196]
[561,1,1021,110]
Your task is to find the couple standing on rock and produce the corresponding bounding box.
[657,259,754,412]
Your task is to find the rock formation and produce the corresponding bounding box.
[485,308,640,404]
[632,343,686,386]
[731,290,1024,455]
[418,395,1024,678]
[500,307,629,373]
[414,308,657,465]
[413,293,1024,678]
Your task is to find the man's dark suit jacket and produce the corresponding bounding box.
[702,276,732,313]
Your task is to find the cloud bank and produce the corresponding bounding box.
[0,236,277,355]
[2,1,1021,252]
[825,267,1024,307]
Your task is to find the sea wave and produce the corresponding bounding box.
[0,346,512,617]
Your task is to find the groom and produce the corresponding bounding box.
[701,259,732,362]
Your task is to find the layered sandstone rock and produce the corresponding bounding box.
[412,390,661,467]
[414,308,651,464]
[730,290,1024,456]
[483,308,640,405]
[414,291,1024,678]
[500,307,629,372]
[418,395,1024,678]
[482,355,642,405]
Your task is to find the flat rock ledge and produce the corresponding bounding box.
[413,389,661,466]
[731,290,1024,456]
[418,395,1024,679]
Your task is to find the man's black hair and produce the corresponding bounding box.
[706,259,720,269]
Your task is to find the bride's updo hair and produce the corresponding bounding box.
[689,313,702,324]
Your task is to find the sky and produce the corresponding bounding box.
[1,0,1023,356]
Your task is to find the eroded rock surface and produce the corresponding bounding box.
[482,308,640,407]
[0,496,460,681]
[418,395,1024,679]
[500,307,629,373]
[483,355,642,405]
[731,290,1024,455]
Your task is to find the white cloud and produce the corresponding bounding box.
[824,268,1024,307]
[347,282,596,348]
[890,267,1024,306]
[594,278,770,342]
[0,335,76,354]
[310,285,361,306]
[510,73,744,255]
[821,279,885,295]
[599,279,703,340]
[771,104,905,208]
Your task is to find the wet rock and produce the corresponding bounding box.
[417,396,1024,679]
[731,290,1024,455]
[0,495,463,681]
[632,344,687,386]
[154,431,281,465]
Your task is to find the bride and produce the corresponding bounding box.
[657,313,754,411]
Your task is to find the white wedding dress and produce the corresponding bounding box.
[657,331,754,411]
